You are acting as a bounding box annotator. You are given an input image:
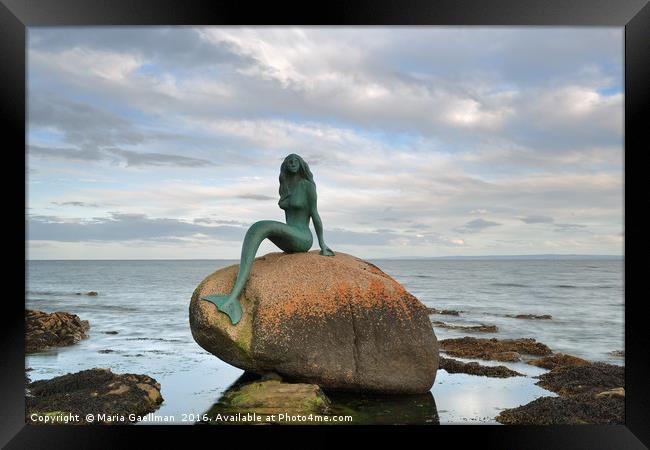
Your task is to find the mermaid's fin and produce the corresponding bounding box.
[220,298,243,325]
[201,294,243,325]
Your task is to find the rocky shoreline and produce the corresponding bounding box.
[25,257,623,426]
[496,360,624,424]
[434,335,624,425]
[201,332,624,425]
[25,308,166,425]
[26,310,625,425]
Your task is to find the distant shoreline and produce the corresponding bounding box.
[381,254,624,261]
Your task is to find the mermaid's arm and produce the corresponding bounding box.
[307,182,334,255]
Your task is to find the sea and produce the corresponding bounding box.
[25,258,624,425]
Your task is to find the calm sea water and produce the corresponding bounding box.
[25,258,624,424]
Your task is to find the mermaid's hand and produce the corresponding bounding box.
[319,246,335,256]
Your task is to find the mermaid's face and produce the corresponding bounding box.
[285,155,300,174]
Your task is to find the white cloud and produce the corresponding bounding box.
[31,47,142,83]
[442,97,512,129]
[530,85,623,133]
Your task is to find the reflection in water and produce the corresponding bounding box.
[202,372,439,425]
[325,390,439,425]
[433,368,553,424]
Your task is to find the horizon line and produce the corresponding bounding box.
[25,253,624,261]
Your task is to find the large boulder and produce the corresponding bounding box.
[189,251,438,394]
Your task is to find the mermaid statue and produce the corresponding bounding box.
[201,154,335,325]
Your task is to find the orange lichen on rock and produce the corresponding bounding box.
[206,251,422,332]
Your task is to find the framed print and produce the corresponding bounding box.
[2,0,648,447]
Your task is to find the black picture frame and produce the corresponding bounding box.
[2,0,647,447]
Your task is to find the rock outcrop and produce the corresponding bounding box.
[536,361,624,396]
[432,321,498,333]
[496,361,625,425]
[203,372,440,425]
[495,392,624,425]
[203,374,331,425]
[190,251,438,394]
[526,353,590,370]
[26,368,163,424]
[439,337,552,362]
[26,309,90,353]
[439,357,523,378]
[426,308,462,316]
[505,314,552,320]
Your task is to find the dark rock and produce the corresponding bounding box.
[190,251,438,394]
[98,349,114,354]
[104,331,119,335]
[76,291,98,296]
[26,368,163,424]
[492,351,521,362]
[505,314,552,320]
[439,357,523,378]
[498,359,625,425]
[432,321,498,333]
[527,353,590,370]
[536,362,624,396]
[608,350,624,357]
[439,337,552,362]
[427,308,461,316]
[26,309,90,353]
[496,392,624,424]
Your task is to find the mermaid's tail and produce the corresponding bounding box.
[201,294,243,325]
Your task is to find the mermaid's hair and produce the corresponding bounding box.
[279,154,314,198]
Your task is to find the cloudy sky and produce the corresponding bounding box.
[26,27,624,260]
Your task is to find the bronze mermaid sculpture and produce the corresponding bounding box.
[201,154,335,325]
